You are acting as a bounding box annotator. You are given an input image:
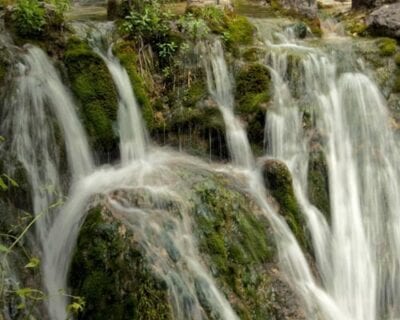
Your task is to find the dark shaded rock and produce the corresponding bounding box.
[366,3,400,39]
[261,159,310,250]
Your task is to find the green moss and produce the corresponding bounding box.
[64,38,118,153]
[192,174,275,317]
[395,53,400,67]
[182,80,207,108]
[262,160,309,250]
[307,150,330,220]
[377,38,397,57]
[236,63,270,98]
[69,207,173,320]
[242,47,264,62]
[235,63,270,145]
[225,14,254,47]
[113,41,155,130]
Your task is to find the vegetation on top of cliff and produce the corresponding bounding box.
[6,0,69,39]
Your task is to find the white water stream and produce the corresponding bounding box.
[2,14,400,320]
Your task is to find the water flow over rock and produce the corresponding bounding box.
[256,16,400,320]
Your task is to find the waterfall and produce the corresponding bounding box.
[1,46,93,245]
[255,16,400,320]
[41,31,237,319]
[202,40,254,169]
[201,39,344,319]
[98,49,149,162]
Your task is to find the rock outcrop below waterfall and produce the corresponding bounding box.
[366,3,400,39]
[69,169,306,320]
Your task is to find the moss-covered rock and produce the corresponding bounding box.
[113,40,155,130]
[262,159,309,250]
[393,70,400,93]
[64,38,118,154]
[235,63,270,144]
[69,206,173,320]
[377,38,397,57]
[307,150,330,220]
[69,168,305,319]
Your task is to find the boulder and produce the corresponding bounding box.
[366,3,400,39]
[279,0,318,19]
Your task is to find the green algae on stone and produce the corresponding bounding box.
[262,159,309,250]
[377,38,397,57]
[235,63,270,144]
[64,38,118,153]
[191,173,277,318]
[307,150,330,220]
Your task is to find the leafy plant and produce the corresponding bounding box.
[178,13,210,40]
[157,41,177,60]
[122,3,171,42]
[12,0,46,37]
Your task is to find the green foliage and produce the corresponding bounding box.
[224,14,254,47]
[157,41,178,60]
[13,0,45,37]
[178,13,210,40]
[122,3,171,41]
[377,38,397,57]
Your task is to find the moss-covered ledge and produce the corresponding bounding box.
[63,37,119,155]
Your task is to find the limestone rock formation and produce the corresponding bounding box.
[366,3,400,39]
[279,0,318,18]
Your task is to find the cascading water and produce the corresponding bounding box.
[201,38,344,319]
[202,40,254,169]
[41,29,238,320]
[82,23,149,163]
[1,46,93,245]
[255,16,400,320]
[3,8,400,320]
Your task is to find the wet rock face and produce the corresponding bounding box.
[69,168,306,319]
[366,3,400,39]
[279,0,318,19]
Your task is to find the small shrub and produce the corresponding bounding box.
[13,0,46,38]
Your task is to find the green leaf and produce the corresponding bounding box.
[0,244,10,253]
[2,174,19,187]
[25,257,40,269]
[0,177,8,191]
